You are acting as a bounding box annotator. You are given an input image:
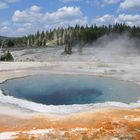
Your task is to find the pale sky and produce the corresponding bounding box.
[0,0,140,37]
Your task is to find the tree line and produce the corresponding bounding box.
[1,23,140,52]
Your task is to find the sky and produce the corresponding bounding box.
[0,0,140,37]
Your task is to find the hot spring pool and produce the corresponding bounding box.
[1,74,140,106]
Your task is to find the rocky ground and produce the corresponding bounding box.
[0,46,140,139]
[0,109,140,140]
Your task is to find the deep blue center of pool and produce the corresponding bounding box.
[1,74,140,105]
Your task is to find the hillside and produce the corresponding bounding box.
[0,36,8,41]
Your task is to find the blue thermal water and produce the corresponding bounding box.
[1,74,140,105]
